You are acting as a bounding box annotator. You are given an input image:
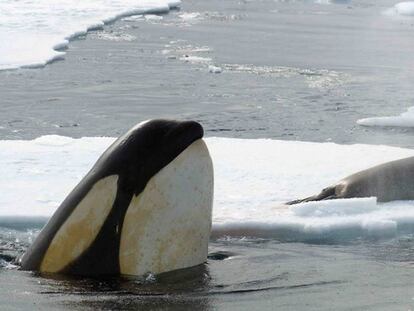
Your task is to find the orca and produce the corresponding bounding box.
[20,119,214,277]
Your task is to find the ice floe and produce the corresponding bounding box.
[2,135,414,241]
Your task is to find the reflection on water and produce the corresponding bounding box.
[40,265,213,311]
[0,241,342,310]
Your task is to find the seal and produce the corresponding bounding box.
[287,156,414,205]
[20,119,214,277]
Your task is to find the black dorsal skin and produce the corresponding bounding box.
[20,119,204,276]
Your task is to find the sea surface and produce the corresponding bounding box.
[2,0,414,310]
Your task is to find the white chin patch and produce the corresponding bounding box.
[119,139,214,276]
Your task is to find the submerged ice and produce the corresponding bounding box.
[2,136,414,241]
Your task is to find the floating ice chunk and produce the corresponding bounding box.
[314,0,351,4]
[144,14,163,21]
[357,106,414,128]
[179,12,202,21]
[395,2,414,16]
[191,47,211,53]
[208,65,222,73]
[180,55,212,64]
[384,2,414,16]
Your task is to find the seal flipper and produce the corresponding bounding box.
[286,186,337,205]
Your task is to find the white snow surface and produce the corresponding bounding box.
[357,106,414,127]
[0,0,180,70]
[2,136,414,240]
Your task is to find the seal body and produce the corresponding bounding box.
[287,156,414,204]
[20,119,214,277]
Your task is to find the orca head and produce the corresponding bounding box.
[94,119,205,195]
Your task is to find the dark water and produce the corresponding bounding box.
[2,0,414,309]
[2,227,414,310]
